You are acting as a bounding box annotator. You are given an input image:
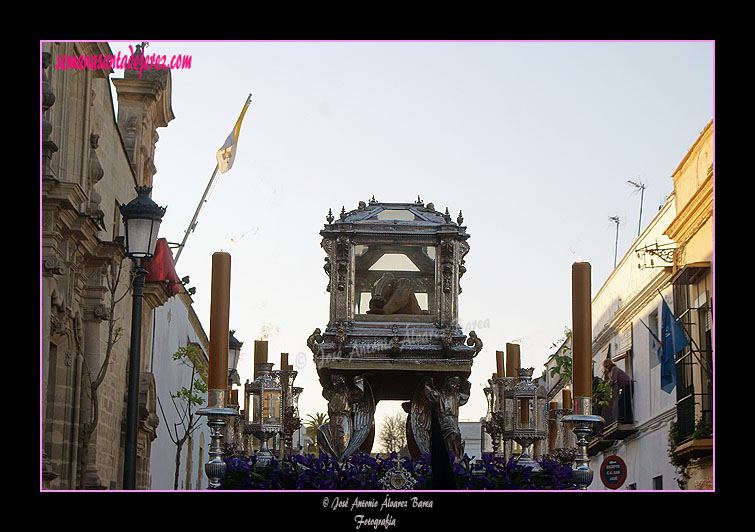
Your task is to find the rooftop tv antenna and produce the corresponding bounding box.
[608,215,620,268]
[627,178,647,237]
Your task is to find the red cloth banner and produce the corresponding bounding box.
[144,238,181,296]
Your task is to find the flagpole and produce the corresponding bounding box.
[173,93,252,266]
[656,289,712,378]
[174,164,220,265]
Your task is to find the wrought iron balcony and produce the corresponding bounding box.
[588,383,636,456]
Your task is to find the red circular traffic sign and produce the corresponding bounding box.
[600,455,627,489]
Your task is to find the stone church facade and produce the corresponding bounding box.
[41,41,176,489]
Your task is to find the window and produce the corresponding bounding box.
[354,244,436,320]
[653,475,663,490]
[626,483,637,490]
[374,209,417,221]
[648,309,660,369]
[672,265,712,442]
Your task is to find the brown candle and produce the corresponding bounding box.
[571,261,592,398]
[496,350,505,378]
[253,340,268,379]
[281,353,289,370]
[492,372,498,379]
[562,387,572,411]
[231,389,239,406]
[505,343,520,379]
[547,402,558,450]
[208,252,231,396]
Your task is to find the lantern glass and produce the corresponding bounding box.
[354,244,436,319]
[518,398,534,429]
[263,389,281,423]
[228,331,243,373]
[292,387,302,418]
[119,186,165,259]
[252,393,261,424]
[229,346,241,373]
[125,216,161,258]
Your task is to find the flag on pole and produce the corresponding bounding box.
[216,94,252,174]
[639,318,663,364]
[659,295,689,394]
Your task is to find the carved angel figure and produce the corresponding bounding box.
[409,376,471,460]
[317,374,375,460]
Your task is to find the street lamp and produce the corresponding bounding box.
[119,185,166,490]
[224,330,244,456]
[228,330,243,387]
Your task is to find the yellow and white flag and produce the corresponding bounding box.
[216,94,251,174]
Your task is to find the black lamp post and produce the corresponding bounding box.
[228,330,243,389]
[119,185,165,490]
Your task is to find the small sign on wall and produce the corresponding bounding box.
[600,455,627,489]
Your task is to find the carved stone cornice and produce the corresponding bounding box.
[664,172,713,251]
[143,280,172,310]
[592,268,672,353]
[43,256,67,276]
[138,372,160,442]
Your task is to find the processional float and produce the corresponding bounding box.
[307,197,482,461]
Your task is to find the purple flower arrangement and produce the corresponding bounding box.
[220,452,577,490]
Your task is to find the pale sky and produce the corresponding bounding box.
[111,40,714,444]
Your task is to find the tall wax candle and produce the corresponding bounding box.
[253,340,268,380]
[547,401,559,451]
[505,343,520,379]
[571,262,592,398]
[496,350,505,379]
[208,252,231,398]
[281,353,289,370]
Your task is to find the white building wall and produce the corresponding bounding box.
[459,421,483,460]
[148,291,210,490]
[586,196,682,490]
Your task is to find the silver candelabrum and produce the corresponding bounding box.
[505,368,547,471]
[273,367,302,458]
[483,376,517,460]
[561,396,604,489]
[197,389,238,489]
[245,362,284,470]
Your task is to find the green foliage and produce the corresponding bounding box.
[548,354,572,381]
[667,417,712,489]
[667,421,691,489]
[548,327,573,381]
[691,416,713,440]
[170,344,207,408]
[593,377,613,406]
[304,412,329,430]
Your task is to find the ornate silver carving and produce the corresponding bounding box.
[410,376,470,460]
[307,328,324,354]
[466,330,483,356]
[496,369,548,470]
[317,374,375,461]
[311,198,476,462]
[380,455,417,490]
[561,396,604,489]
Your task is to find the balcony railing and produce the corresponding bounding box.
[588,382,636,455]
[597,382,634,427]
